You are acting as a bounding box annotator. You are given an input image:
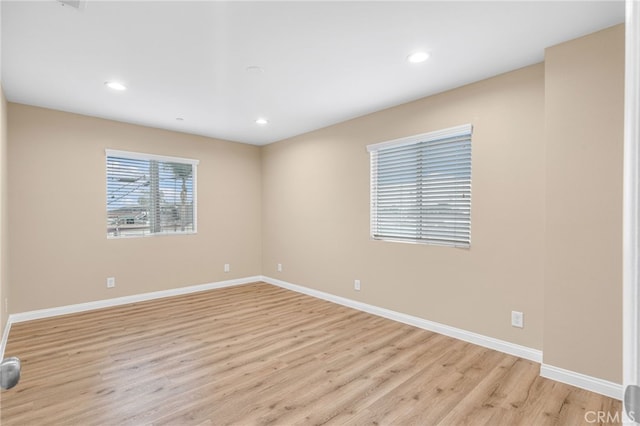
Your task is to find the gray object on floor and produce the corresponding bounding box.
[625,384,640,424]
[0,357,21,390]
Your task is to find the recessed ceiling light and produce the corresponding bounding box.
[407,51,430,64]
[255,118,268,125]
[176,117,184,121]
[104,81,127,91]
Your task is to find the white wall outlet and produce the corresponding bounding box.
[106,277,115,288]
[511,311,524,328]
[224,263,230,273]
[354,279,361,291]
[277,263,282,272]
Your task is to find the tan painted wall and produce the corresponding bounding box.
[8,104,262,313]
[262,63,546,350]
[0,86,8,332]
[544,25,624,383]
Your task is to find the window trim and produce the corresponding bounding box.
[367,124,472,248]
[366,124,472,153]
[105,149,199,239]
[105,149,199,167]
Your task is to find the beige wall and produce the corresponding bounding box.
[544,25,624,383]
[8,104,262,313]
[261,24,625,384]
[0,85,8,332]
[262,63,546,350]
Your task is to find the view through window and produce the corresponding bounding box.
[106,150,198,238]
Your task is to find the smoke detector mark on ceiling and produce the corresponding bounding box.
[57,0,85,11]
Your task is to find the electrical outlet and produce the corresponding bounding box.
[511,311,524,328]
[224,263,230,273]
[354,279,361,291]
[277,263,282,272]
[106,277,115,288]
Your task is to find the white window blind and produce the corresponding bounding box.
[106,150,198,238]
[367,124,472,248]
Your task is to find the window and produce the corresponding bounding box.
[367,124,472,248]
[106,150,198,238]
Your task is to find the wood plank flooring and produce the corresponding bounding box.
[0,282,622,425]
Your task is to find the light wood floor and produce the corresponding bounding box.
[0,282,622,425]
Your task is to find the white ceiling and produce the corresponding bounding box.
[0,1,625,145]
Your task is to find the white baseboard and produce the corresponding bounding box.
[9,276,262,324]
[0,318,12,360]
[541,364,623,400]
[261,275,543,363]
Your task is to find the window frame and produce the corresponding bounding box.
[367,124,472,248]
[106,149,199,239]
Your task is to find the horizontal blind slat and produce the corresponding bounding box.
[370,126,471,247]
